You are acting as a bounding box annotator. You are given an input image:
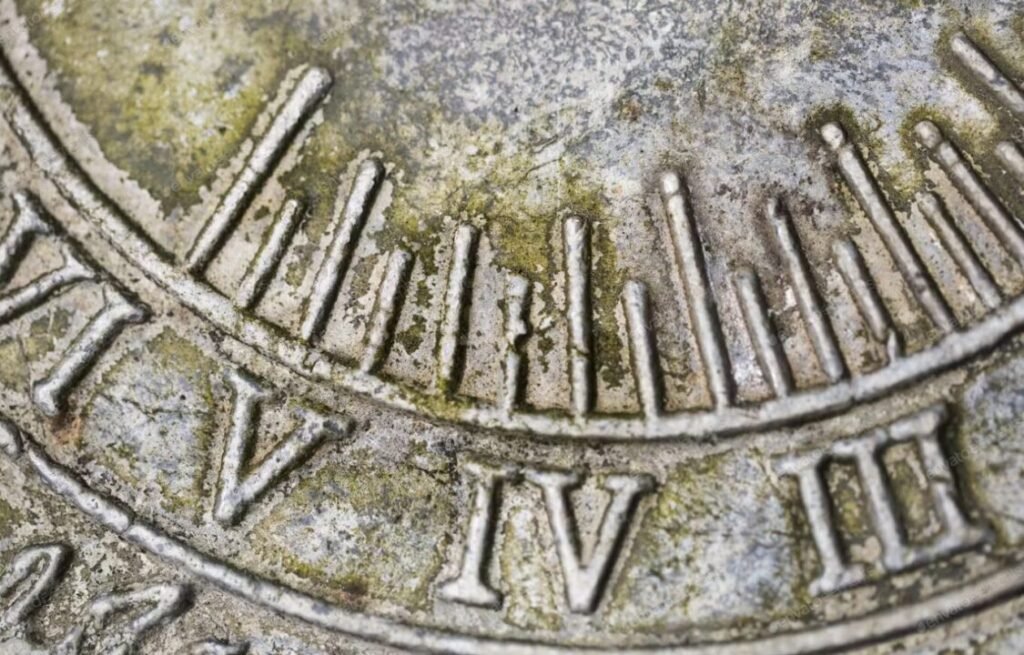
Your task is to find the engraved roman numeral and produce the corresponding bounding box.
[776,404,989,596]
[56,583,192,655]
[0,543,71,632]
[0,192,54,284]
[0,536,198,653]
[32,289,148,417]
[525,468,656,613]
[0,191,149,417]
[437,461,517,609]
[0,245,95,325]
[438,460,654,614]
[0,193,95,325]
[214,369,351,525]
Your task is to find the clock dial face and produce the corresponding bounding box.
[1,1,1024,653]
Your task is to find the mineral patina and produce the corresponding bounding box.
[1,1,1024,653]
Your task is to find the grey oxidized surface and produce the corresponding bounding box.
[2,0,1024,653]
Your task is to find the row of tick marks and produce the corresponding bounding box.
[559,31,1024,420]
[177,31,1024,424]
[660,31,1024,415]
[177,65,526,410]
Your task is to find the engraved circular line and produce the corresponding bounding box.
[3,35,1022,652]
[1,38,1020,443]
[9,423,1021,655]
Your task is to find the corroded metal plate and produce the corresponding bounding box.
[2,1,1024,653]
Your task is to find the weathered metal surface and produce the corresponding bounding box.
[1,1,1024,653]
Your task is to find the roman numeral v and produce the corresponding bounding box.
[214,369,351,526]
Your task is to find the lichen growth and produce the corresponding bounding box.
[807,104,918,193]
[613,92,644,123]
[706,14,754,101]
[824,462,875,566]
[19,0,633,375]
[808,27,837,63]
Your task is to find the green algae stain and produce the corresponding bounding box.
[345,253,382,305]
[825,462,873,550]
[19,1,297,209]
[805,104,926,198]
[395,313,427,355]
[0,337,28,393]
[441,154,626,377]
[613,92,644,123]
[607,453,799,631]
[254,454,452,609]
[883,442,941,543]
[23,308,71,361]
[708,15,754,100]
[808,27,837,63]
[23,1,630,375]
[500,505,563,631]
[19,0,419,219]
[0,496,21,539]
[581,187,628,390]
